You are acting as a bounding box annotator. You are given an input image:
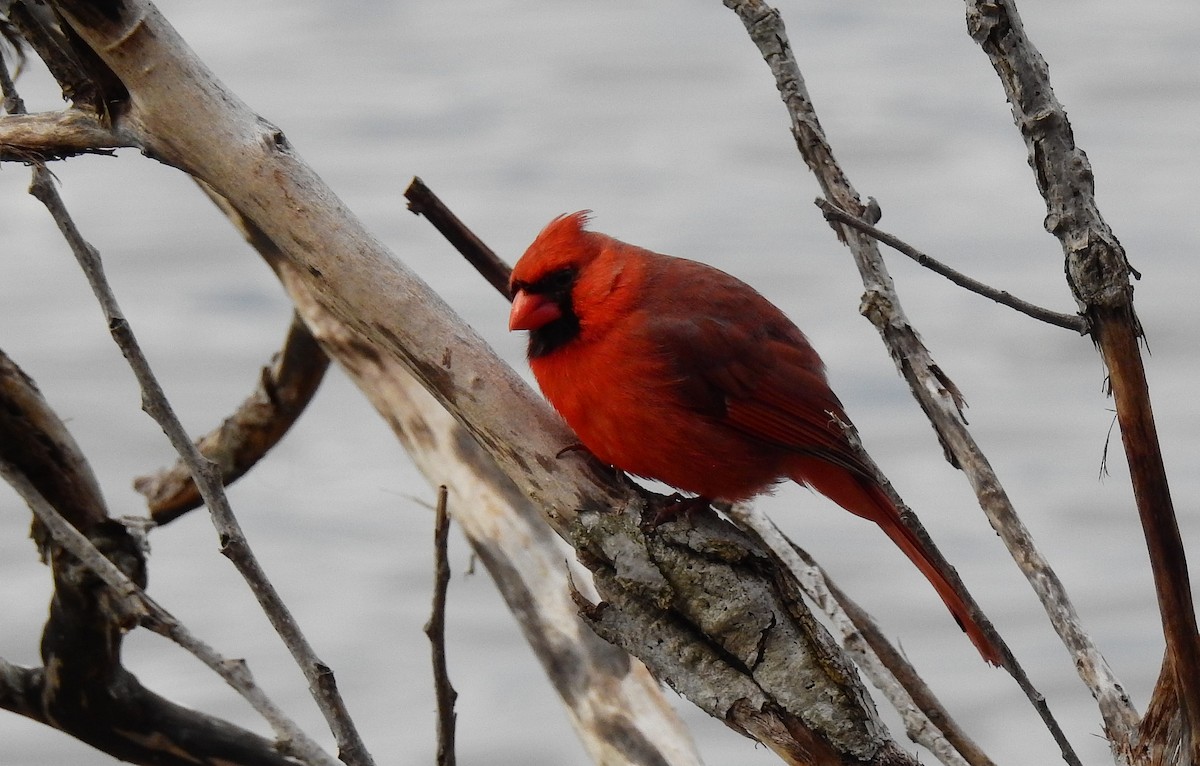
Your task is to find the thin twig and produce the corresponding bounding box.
[424,486,458,766]
[722,2,1085,763]
[405,176,513,298]
[26,169,376,766]
[0,460,334,766]
[816,199,1088,334]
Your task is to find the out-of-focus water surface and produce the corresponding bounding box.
[2,1,1197,763]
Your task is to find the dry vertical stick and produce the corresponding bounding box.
[964,0,1184,758]
[425,486,458,766]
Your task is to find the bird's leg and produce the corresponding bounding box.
[643,493,713,528]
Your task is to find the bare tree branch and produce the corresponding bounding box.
[0,347,108,551]
[1,34,357,764]
[721,1,1098,763]
[730,505,991,766]
[406,176,513,298]
[1,333,332,764]
[3,0,126,118]
[1137,653,1185,765]
[964,0,1187,759]
[816,199,1088,334]
[0,462,332,766]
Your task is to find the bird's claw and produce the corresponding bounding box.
[643,493,712,529]
[555,442,589,459]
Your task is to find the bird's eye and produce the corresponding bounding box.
[532,267,577,295]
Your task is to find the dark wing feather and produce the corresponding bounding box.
[639,256,873,479]
[721,338,873,479]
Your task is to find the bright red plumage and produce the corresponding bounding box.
[509,211,1001,665]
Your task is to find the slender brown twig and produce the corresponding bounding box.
[405,176,513,298]
[816,199,1088,334]
[425,486,458,766]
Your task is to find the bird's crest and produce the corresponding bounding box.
[511,210,600,287]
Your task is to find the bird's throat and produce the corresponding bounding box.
[527,312,580,359]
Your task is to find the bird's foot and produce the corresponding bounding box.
[643,493,712,529]
[555,443,625,482]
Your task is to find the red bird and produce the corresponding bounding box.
[508,211,1000,665]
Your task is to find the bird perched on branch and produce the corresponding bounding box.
[507,211,1000,665]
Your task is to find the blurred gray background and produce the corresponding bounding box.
[2,1,1197,763]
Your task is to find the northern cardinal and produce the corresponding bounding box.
[508,211,1000,665]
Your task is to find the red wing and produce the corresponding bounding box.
[721,339,874,479]
[648,309,872,480]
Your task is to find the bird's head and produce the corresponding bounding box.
[509,211,604,357]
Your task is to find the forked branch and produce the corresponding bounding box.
[27,156,374,766]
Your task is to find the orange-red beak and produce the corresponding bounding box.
[508,289,564,331]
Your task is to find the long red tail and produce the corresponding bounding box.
[791,459,1002,666]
